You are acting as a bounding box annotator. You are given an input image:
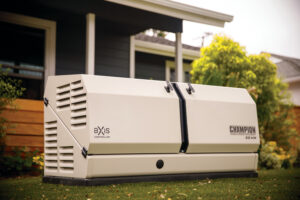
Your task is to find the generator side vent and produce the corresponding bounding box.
[59,146,74,173]
[70,80,87,128]
[56,83,70,110]
[44,120,58,172]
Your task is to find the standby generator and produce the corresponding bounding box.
[43,75,260,185]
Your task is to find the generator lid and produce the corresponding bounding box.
[175,83,260,153]
[45,75,182,155]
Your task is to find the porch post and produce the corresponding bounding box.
[129,36,135,78]
[175,32,183,82]
[85,13,95,75]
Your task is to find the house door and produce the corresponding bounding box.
[0,21,45,100]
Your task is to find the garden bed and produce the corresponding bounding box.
[0,169,299,200]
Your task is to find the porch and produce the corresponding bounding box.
[0,0,233,152]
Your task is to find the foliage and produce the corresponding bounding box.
[32,153,44,171]
[0,66,27,176]
[190,35,297,155]
[1,169,300,200]
[0,66,24,107]
[259,140,292,169]
[0,147,39,176]
[0,66,25,142]
[294,147,300,167]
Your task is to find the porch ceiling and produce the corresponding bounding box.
[105,0,233,27]
[13,0,183,35]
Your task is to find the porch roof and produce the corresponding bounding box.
[105,0,233,27]
[135,33,200,60]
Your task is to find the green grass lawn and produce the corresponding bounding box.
[1,169,300,200]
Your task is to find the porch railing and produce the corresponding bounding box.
[1,64,44,80]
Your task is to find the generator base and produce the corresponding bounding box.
[43,171,258,186]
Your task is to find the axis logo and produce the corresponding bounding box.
[94,126,110,138]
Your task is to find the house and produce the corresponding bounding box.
[269,53,300,152]
[0,0,233,151]
[269,53,300,106]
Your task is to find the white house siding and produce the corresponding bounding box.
[288,82,300,106]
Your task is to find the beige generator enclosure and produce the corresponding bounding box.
[43,75,260,185]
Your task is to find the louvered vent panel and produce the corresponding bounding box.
[70,80,87,128]
[59,146,74,173]
[44,121,58,172]
[56,83,70,110]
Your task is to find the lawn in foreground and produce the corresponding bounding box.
[0,169,299,200]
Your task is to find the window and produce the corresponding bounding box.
[0,12,56,100]
[165,60,192,82]
[0,21,45,99]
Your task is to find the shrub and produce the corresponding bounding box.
[190,35,297,167]
[0,147,39,176]
[259,140,292,169]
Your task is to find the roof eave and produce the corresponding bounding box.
[104,0,233,28]
[135,39,200,60]
[283,76,300,84]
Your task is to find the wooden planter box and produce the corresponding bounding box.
[2,99,44,152]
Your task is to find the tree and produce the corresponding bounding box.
[190,35,297,151]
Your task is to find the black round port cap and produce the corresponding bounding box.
[156,159,164,169]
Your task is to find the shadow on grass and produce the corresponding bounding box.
[0,169,299,200]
